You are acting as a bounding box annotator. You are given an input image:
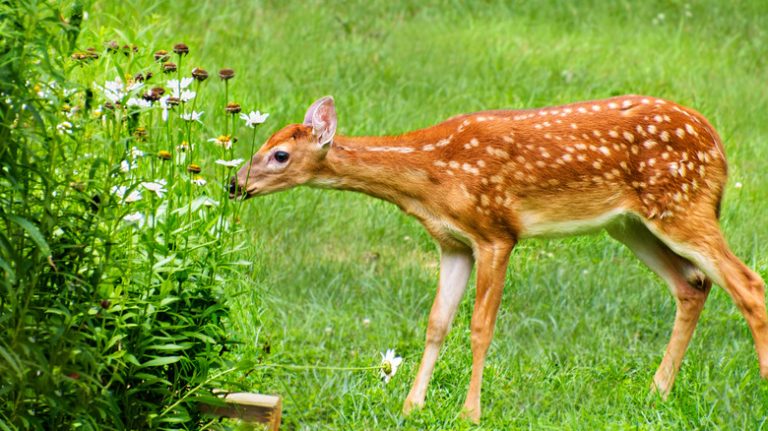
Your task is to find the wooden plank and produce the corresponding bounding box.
[201,391,281,431]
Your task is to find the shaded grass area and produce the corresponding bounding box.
[92,1,768,429]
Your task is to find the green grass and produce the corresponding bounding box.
[89,1,768,429]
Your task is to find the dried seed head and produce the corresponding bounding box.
[134,127,148,138]
[122,44,138,56]
[225,102,241,114]
[158,150,172,160]
[105,40,119,53]
[154,50,169,62]
[103,102,115,110]
[173,43,189,56]
[187,163,202,173]
[218,68,235,80]
[163,62,177,73]
[191,67,209,82]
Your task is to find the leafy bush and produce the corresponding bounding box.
[0,1,261,429]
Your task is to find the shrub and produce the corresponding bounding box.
[0,1,258,428]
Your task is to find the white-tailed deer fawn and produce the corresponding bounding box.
[231,96,767,422]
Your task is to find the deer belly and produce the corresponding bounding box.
[517,206,627,238]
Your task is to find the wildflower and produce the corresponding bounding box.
[191,176,207,186]
[192,67,209,81]
[215,158,244,168]
[141,179,168,198]
[168,77,193,91]
[218,68,235,80]
[734,182,743,189]
[56,121,73,134]
[126,97,151,109]
[209,135,233,149]
[240,110,269,128]
[131,146,145,159]
[380,349,403,384]
[122,44,138,56]
[111,185,142,203]
[187,163,201,173]
[119,160,131,173]
[159,95,170,122]
[98,77,125,104]
[134,127,148,140]
[154,50,170,62]
[225,103,242,114]
[362,318,371,327]
[173,43,189,56]
[123,212,144,226]
[163,62,177,73]
[177,142,191,152]
[180,111,204,122]
[158,150,172,160]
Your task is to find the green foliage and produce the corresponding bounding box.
[0,1,260,429]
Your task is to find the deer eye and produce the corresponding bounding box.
[274,151,290,163]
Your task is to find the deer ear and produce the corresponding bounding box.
[303,96,337,148]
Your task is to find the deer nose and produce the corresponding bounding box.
[229,176,239,198]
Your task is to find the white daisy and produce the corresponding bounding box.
[141,179,168,198]
[119,160,132,173]
[131,146,145,159]
[191,177,207,186]
[123,212,144,226]
[215,158,244,168]
[126,97,151,109]
[56,121,73,135]
[180,111,204,122]
[240,110,269,128]
[380,349,403,384]
[111,185,142,203]
[208,135,232,149]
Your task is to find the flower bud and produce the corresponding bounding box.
[163,62,177,73]
[218,68,235,80]
[154,50,169,62]
[187,163,202,173]
[173,43,189,56]
[225,102,241,114]
[192,67,209,82]
[158,150,172,160]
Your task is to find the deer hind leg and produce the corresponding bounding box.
[644,216,768,379]
[403,246,474,415]
[607,219,711,398]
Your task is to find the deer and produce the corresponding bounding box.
[230,95,767,423]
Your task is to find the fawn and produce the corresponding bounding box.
[231,96,767,422]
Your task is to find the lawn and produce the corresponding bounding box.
[88,1,768,429]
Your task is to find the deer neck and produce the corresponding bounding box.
[312,134,436,208]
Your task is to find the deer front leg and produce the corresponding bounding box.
[461,241,514,423]
[403,246,474,415]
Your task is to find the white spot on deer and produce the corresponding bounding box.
[698,165,706,177]
[540,149,551,158]
[608,102,618,109]
[502,135,514,143]
[422,144,435,151]
[608,130,619,138]
[619,161,629,171]
[659,130,670,142]
[434,160,447,167]
[570,123,578,130]
[641,98,650,104]
[687,161,694,170]
[623,131,635,143]
[592,130,602,138]
[631,145,639,155]
[648,158,656,166]
[653,115,663,123]
[457,119,470,132]
[476,116,488,122]
[516,155,526,164]
[678,164,687,177]
[551,110,560,115]
[436,136,453,147]
[591,105,601,111]
[485,146,509,158]
[544,133,553,140]
[599,146,610,156]
[477,160,486,168]
[675,128,685,138]
[647,125,657,134]
[548,178,559,186]
[643,139,657,149]
[514,171,525,180]
[470,138,479,147]
[622,100,632,108]
[662,152,669,160]
[534,124,543,130]
[449,161,460,169]
[562,154,573,162]
[536,160,546,168]
[577,107,587,113]
[480,194,490,207]
[592,161,602,169]
[539,111,548,116]
[576,154,587,162]
[685,123,696,135]
[490,175,502,184]
[604,172,614,180]
[543,121,552,127]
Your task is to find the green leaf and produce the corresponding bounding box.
[8,214,51,257]
[141,356,181,367]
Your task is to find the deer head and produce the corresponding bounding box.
[230,96,337,199]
